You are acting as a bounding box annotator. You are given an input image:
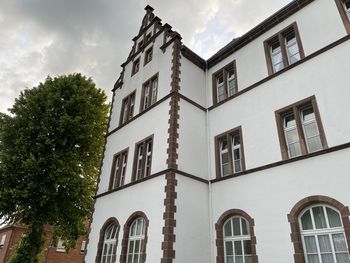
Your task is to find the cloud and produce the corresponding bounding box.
[0,0,292,113]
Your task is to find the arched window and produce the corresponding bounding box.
[101,224,118,263]
[299,205,350,263]
[223,216,252,263]
[215,209,258,263]
[95,218,119,263]
[120,211,149,263]
[126,218,146,263]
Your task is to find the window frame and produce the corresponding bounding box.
[0,234,6,247]
[132,57,140,76]
[264,22,305,75]
[275,95,327,160]
[126,218,146,263]
[212,60,238,105]
[144,46,153,66]
[215,126,246,179]
[119,91,136,126]
[215,209,258,263]
[335,0,350,34]
[95,218,120,263]
[140,73,158,112]
[132,135,154,182]
[109,148,129,190]
[56,238,66,252]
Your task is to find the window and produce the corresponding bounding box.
[144,47,153,65]
[335,0,350,33]
[120,91,135,125]
[264,23,305,75]
[299,205,350,263]
[140,74,158,111]
[224,217,252,263]
[100,223,118,263]
[80,240,86,254]
[109,149,128,190]
[132,136,153,181]
[275,96,327,160]
[216,209,258,263]
[56,238,66,252]
[215,127,245,178]
[126,218,146,263]
[146,33,152,42]
[0,234,6,247]
[212,61,238,104]
[132,58,140,75]
[138,41,143,52]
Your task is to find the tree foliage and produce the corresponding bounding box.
[0,74,109,262]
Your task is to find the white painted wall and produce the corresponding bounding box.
[207,0,348,107]
[180,56,206,107]
[211,147,350,262]
[177,99,208,180]
[173,175,210,263]
[98,99,170,195]
[209,41,350,178]
[86,176,166,263]
[108,32,173,131]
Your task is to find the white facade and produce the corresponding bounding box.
[86,1,350,263]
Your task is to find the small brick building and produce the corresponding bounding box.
[0,224,87,263]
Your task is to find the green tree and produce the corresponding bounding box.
[0,74,109,263]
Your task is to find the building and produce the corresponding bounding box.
[85,0,350,262]
[0,224,87,263]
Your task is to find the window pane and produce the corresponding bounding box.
[284,114,296,128]
[289,53,301,64]
[318,235,332,253]
[320,254,334,263]
[222,152,229,164]
[133,254,139,263]
[233,148,240,160]
[307,136,323,153]
[225,241,234,255]
[301,210,314,230]
[233,134,240,145]
[304,236,318,253]
[128,240,134,253]
[312,206,327,229]
[289,142,302,157]
[241,218,248,235]
[224,221,232,237]
[332,233,347,252]
[134,240,140,253]
[245,256,252,263]
[336,253,350,263]
[234,241,243,255]
[304,122,319,138]
[274,62,284,72]
[235,256,243,263]
[286,128,299,143]
[232,218,241,236]
[327,208,342,228]
[226,256,234,263]
[234,160,241,173]
[244,240,251,255]
[222,164,229,176]
[307,255,320,263]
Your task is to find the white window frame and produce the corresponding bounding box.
[126,218,145,263]
[231,134,242,173]
[270,41,284,73]
[300,106,322,153]
[80,240,86,254]
[216,74,225,103]
[223,216,252,263]
[142,76,158,111]
[283,112,302,158]
[0,234,6,247]
[299,204,350,263]
[135,144,144,180]
[285,31,300,65]
[101,224,118,263]
[56,238,66,252]
[219,139,229,177]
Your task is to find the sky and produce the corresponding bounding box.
[0,0,293,114]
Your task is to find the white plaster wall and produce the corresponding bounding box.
[174,175,210,263]
[180,56,206,107]
[209,40,350,178]
[85,176,166,263]
[211,147,350,263]
[177,99,208,179]
[207,0,347,106]
[109,32,173,131]
[98,99,170,195]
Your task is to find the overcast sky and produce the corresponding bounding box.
[0,0,293,114]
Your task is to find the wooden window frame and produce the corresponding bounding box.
[131,57,140,76]
[264,22,305,75]
[119,91,136,126]
[109,148,129,190]
[120,211,149,263]
[140,73,158,112]
[132,135,154,182]
[215,209,258,263]
[288,195,350,263]
[275,95,327,160]
[144,46,153,66]
[335,0,350,34]
[214,126,246,179]
[212,60,238,105]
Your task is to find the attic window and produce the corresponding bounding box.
[138,41,144,51]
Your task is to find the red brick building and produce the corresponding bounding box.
[0,224,86,263]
